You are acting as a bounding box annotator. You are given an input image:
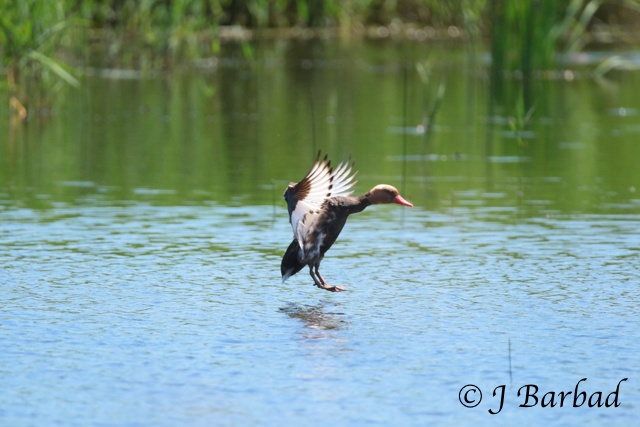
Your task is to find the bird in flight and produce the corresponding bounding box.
[281,152,413,292]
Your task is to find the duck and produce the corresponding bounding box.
[281,152,413,292]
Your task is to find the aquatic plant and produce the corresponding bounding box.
[487,0,625,113]
[1,0,80,115]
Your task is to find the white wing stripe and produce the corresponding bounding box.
[335,164,354,183]
[288,155,358,257]
[332,181,357,195]
[331,162,346,178]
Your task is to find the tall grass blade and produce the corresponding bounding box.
[27,50,80,87]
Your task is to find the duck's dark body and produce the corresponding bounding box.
[281,195,371,282]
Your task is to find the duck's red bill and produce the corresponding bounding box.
[394,195,413,207]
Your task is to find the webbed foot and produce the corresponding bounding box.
[315,283,346,292]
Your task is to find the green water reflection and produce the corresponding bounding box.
[2,40,639,217]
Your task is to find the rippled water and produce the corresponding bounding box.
[3,37,640,425]
[2,201,639,425]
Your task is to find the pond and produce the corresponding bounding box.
[1,39,639,425]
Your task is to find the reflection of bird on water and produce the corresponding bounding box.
[281,152,413,292]
[279,302,346,331]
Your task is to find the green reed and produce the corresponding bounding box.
[488,0,607,113]
[1,0,80,108]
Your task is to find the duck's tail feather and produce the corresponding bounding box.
[281,238,305,283]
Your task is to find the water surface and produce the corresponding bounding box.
[2,39,640,425]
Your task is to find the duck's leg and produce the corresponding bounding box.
[308,266,324,288]
[314,265,346,292]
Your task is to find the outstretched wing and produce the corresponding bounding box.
[284,152,357,252]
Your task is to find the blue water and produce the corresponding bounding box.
[2,202,638,425]
[3,34,640,426]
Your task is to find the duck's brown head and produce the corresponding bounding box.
[368,185,413,206]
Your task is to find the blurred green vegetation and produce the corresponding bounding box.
[2,1,638,84]
[0,1,483,111]
[70,0,481,30]
[2,0,637,70]
[0,0,80,110]
[488,0,611,111]
[1,0,486,73]
[2,1,640,124]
